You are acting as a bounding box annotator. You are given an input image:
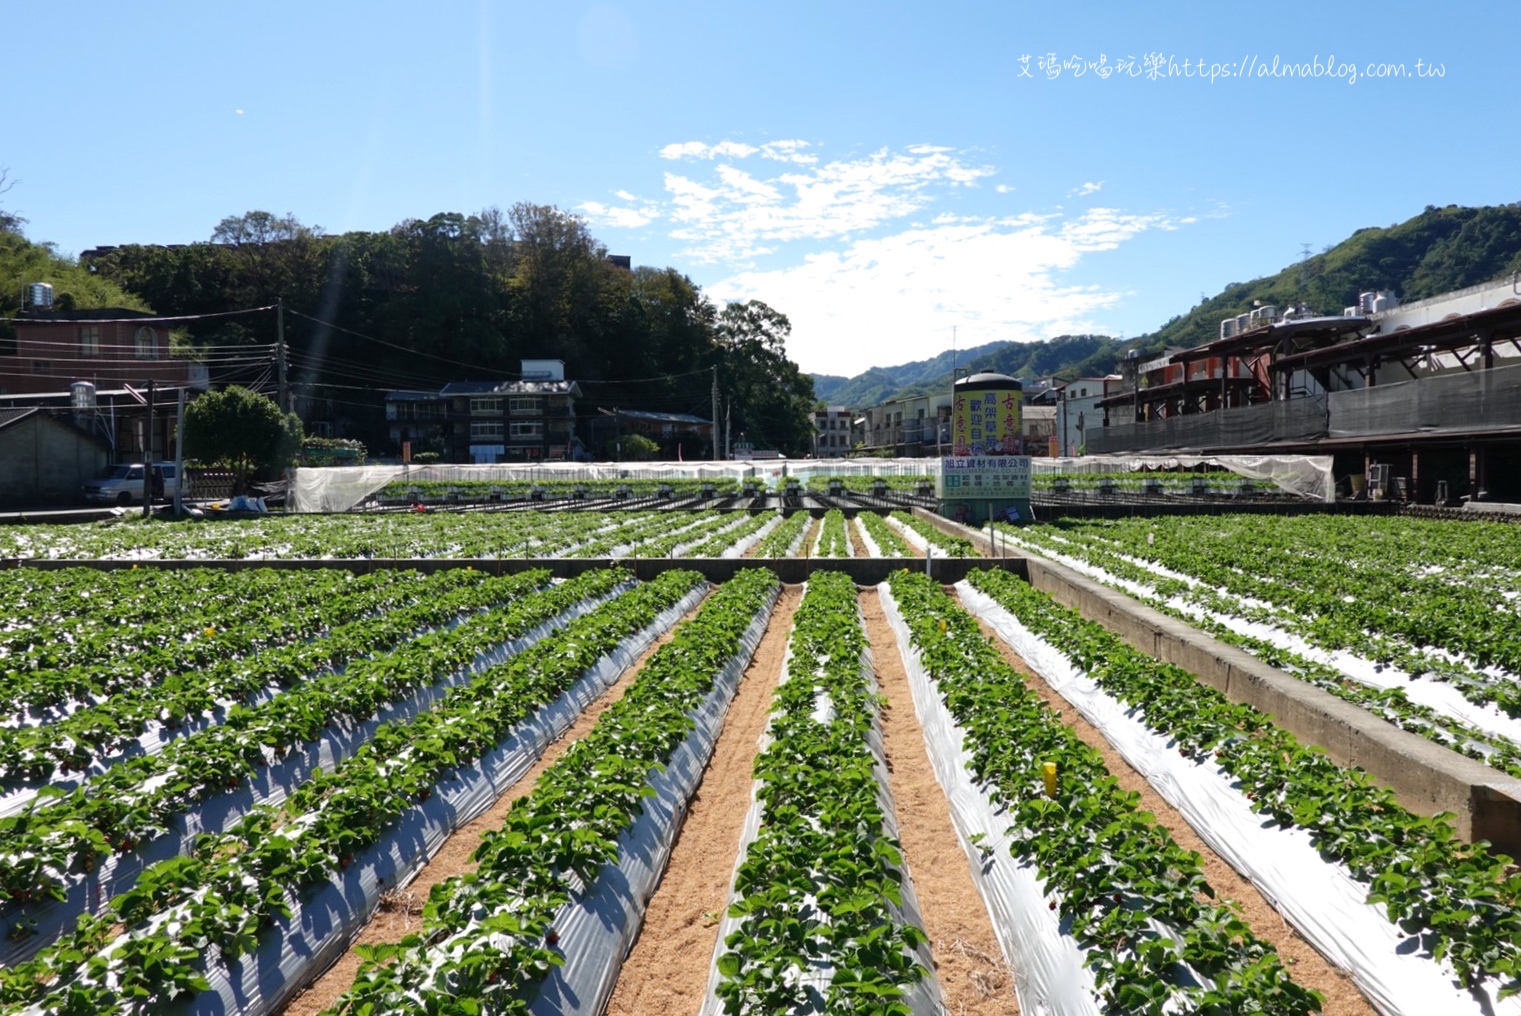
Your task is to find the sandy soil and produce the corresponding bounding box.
[603,586,801,1016]
[279,596,710,1016]
[798,516,821,558]
[847,517,868,557]
[965,598,1377,1016]
[862,589,1020,1014]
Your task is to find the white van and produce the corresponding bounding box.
[82,462,181,505]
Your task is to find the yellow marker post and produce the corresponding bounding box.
[1042,761,1058,798]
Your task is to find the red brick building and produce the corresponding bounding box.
[0,308,200,396]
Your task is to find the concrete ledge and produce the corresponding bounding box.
[0,556,1024,586]
[1022,552,1521,855]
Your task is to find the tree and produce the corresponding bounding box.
[184,386,303,494]
[714,300,817,455]
[0,167,22,235]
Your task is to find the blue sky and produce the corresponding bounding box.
[2,1,1512,376]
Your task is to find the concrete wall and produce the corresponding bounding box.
[0,414,110,508]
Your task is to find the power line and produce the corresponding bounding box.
[284,308,517,375]
[0,304,276,325]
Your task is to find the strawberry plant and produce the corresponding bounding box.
[966,566,1521,998]
[716,571,932,1015]
[886,570,1321,1015]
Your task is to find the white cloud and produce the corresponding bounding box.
[591,140,1185,375]
[578,199,659,229]
[709,209,1175,375]
[642,142,995,262]
[658,139,817,164]
[1070,180,1104,197]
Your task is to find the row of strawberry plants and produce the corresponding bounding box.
[814,509,851,558]
[627,511,740,558]
[996,524,1521,779]
[0,569,629,911]
[857,512,911,556]
[715,571,933,1015]
[0,568,518,785]
[1018,517,1521,708]
[966,566,1521,997]
[332,567,779,1014]
[0,511,633,561]
[0,568,352,679]
[0,569,419,716]
[0,569,704,1014]
[885,569,1322,1014]
[684,512,777,557]
[567,511,711,557]
[889,511,977,557]
[754,510,812,557]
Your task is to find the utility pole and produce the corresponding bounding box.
[724,401,731,460]
[142,379,155,519]
[276,298,288,413]
[174,387,186,516]
[711,366,721,460]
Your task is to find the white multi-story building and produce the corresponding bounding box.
[812,405,859,456]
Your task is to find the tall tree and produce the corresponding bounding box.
[715,300,817,455]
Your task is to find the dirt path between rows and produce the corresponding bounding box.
[861,589,1019,1014]
[966,598,1377,1016]
[280,595,711,1016]
[604,586,801,1016]
[848,517,869,557]
[798,516,821,557]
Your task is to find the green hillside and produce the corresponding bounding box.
[1143,202,1521,354]
[0,222,151,338]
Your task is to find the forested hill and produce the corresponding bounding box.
[1143,202,1521,353]
[74,207,819,457]
[812,334,1125,409]
[814,202,1521,410]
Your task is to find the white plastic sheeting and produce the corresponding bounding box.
[877,584,1101,1016]
[524,587,778,1016]
[958,582,1521,1016]
[1029,453,1335,501]
[0,582,634,969]
[722,515,782,559]
[1005,537,1521,761]
[697,598,943,1016]
[173,583,708,1016]
[294,458,986,513]
[854,517,886,559]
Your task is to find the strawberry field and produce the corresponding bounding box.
[0,508,1517,1015]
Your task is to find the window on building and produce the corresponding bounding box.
[470,420,504,440]
[470,397,503,415]
[32,360,51,373]
[134,326,159,360]
[79,325,101,356]
[509,396,544,414]
[510,421,544,439]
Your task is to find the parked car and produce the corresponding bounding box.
[82,462,181,505]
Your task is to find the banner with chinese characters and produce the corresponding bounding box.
[951,385,1023,456]
[938,455,1032,499]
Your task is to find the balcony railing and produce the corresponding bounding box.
[1089,363,1521,453]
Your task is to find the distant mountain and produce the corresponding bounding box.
[811,335,1124,410]
[811,202,1521,410]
